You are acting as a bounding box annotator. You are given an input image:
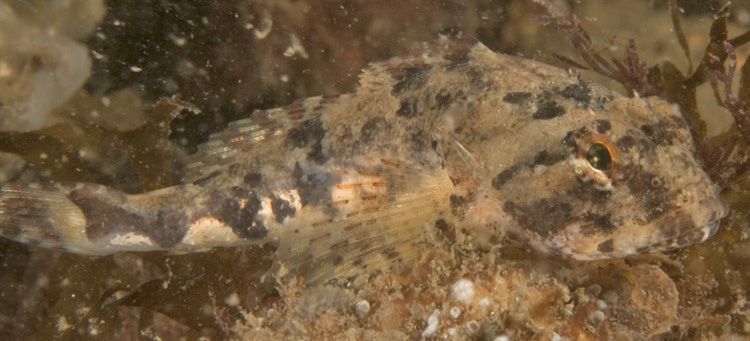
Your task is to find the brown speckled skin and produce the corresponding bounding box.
[0,38,728,269]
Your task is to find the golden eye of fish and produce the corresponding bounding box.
[586,143,613,171]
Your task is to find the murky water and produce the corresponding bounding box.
[1,1,749,339]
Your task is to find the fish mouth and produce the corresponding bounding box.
[697,218,721,242]
[552,211,725,261]
[604,191,729,258]
[529,191,728,261]
[643,219,722,255]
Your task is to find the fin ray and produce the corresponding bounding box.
[182,95,339,183]
[0,183,94,253]
[272,159,454,285]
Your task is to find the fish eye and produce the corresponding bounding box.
[586,143,613,171]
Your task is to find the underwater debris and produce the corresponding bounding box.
[452,278,476,305]
[0,2,98,132]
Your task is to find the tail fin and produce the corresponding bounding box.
[0,182,178,255]
[0,183,96,253]
[0,181,265,255]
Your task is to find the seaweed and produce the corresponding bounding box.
[535,0,750,190]
[534,0,659,97]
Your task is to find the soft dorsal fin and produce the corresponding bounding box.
[181,95,342,183]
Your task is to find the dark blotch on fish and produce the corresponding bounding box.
[640,122,677,146]
[435,89,453,110]
[396,99,420,118]
[562,130,577,147]
[208,190,267,240]
[360,117,389,144]
[595,120,611,134]
[243,172,262,187]
[466,68,489,88]
[409,129,430,155]
[382,246,400,260]
[562,127,591,147]
[581,213,616,235]
[595,96,614,109]
[153,209,190,247]
[504,199,574,238]
[597,239,614,253]
[69,186,189,248]
[531,150,564,167]
[568,178,611,202]
[434,218,456,242]
[449,194,468,219]
[626,170,670,221]
[287,118,328,163]
[492,165,521,189]
[271,195,296,223]
[533,100,566,120]
[307,140,327,164]
[561,79,592,105]
[288,118,325,148]
[616,135,636,152]
[292,162,334,207]
[502,92,532,104]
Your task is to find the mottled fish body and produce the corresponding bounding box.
[0,39,728,280]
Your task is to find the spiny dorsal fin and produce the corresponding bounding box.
[357,36,489,94]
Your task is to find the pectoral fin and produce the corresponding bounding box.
[272,157,454,285]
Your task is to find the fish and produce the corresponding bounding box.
[0,38,728,282]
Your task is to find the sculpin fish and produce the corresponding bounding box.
[0,38,728,280]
